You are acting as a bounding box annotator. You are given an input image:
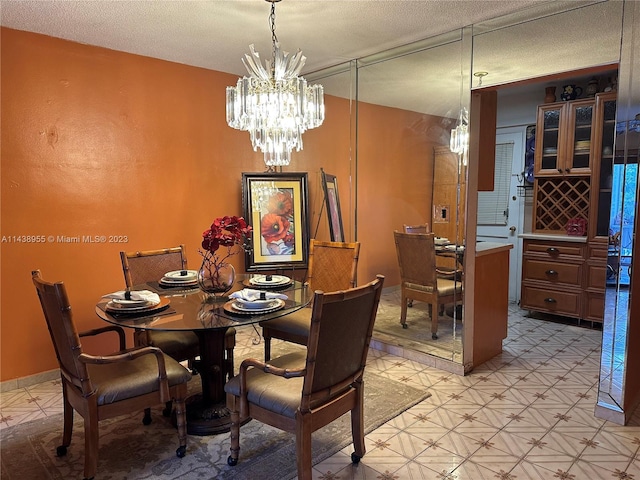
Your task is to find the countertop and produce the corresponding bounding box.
[519,233,588,243]
[475,241,514,257]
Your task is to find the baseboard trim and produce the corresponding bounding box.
[0,368,60,393]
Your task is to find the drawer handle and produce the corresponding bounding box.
[546,247,559,254]
[544,297,557,303]
[546,269,558,276]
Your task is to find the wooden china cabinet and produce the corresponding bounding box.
[521,92,617,323]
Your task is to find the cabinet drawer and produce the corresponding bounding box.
[583,292,604,323]
[523,259,581,285]
[588,243,608,260]
[585,262,607,290]
[524,240,584,259]
[521,286,581,317]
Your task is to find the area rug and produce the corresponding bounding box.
[0,371,429,480]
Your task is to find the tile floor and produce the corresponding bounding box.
[2,303,640,480]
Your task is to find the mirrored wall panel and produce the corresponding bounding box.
[356,30,467,363]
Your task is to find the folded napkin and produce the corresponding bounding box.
[103,290,161,304]
[229,288,288,302]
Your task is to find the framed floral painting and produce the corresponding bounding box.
[242,172,310,271]
[321,169,344,242]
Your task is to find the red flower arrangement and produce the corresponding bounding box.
[199,216,252,294]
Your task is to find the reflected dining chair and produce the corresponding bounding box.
[259,239,360,361]
[32,270,191,480]
[225,275,384,480]
[393,231,462,339]
[403,223,429,307]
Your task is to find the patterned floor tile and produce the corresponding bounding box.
[452,460,518,480]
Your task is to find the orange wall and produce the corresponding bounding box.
[1,28,442,381]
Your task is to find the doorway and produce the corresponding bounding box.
[476,129,525,304]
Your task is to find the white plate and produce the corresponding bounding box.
[159,278,198,286]
[445,244,465,251]
[111,299,151,307]
[231,298,285,313]
[233,298,276,309]
[434,238,450,246]
[107,300,158,311]
[105,297,170,314]
[163,270,198,282]
[249,275,291,286]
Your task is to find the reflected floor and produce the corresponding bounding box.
[373,289,463,362]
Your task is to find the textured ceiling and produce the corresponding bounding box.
[2,0,623,118]
[1,0,551,77]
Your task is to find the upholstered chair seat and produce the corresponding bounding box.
[225,275,385,480]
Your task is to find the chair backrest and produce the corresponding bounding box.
[403,223,430,234]
[301,275,384,408]
[120,245,187,287]
[306,240,360,293]
[31,270,92,395]
[393,231,437,288]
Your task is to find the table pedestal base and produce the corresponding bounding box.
[182,394,251,436]
[184,394,231,435]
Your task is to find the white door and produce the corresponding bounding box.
[476,129,526,304]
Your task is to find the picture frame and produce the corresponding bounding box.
[321,169,345,242]
[242,172,310,271]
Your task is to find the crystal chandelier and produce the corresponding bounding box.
[450,107,469,167]
[226,0,325,167]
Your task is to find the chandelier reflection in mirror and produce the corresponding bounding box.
[450,107,469,167]
[226,0,325,167]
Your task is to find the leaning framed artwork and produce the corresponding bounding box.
[321,169,344,242]
[242,172,310,271]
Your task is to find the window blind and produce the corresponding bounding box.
[477,141,513,226]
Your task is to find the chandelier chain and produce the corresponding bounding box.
[270,2,278,73]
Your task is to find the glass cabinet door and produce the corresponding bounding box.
[595,92,617,237]
[566,99,595,175]
[535,104,563,176]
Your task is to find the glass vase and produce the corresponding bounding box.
[197,258,236,299]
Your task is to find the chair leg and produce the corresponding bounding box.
[351,382,366,463]
[431,302,439,340]
[162,401,173,417]
[296,416,313,480]
[227,396,241,466]
[142,408,152,425]
[407,298,414,307]
[400,289,408,329]
[57,387,73,457]
[264,337,272,362]
[174,393,187,458]
[83,408,99,480]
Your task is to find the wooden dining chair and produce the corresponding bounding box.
[259,239,360,361]
[120,245,236,417]
[121,245,236,375]
[32,270,191,480]
[403,223,430,234]
[393,231,462,339]
[225,275,385,479]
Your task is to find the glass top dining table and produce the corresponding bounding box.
[95,274,312,435]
